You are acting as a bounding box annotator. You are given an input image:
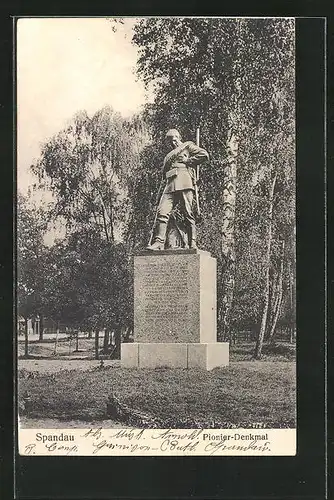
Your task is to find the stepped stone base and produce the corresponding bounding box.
[122,250,230,370]
[121,342,229,371]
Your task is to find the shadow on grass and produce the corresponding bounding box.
[18,355,96,360]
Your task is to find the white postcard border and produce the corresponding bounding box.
[19,427,296,457]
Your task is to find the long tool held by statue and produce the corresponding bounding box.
[148,178,164,246]
[195,126,201,216]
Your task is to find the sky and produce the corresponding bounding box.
[17,17,148,195]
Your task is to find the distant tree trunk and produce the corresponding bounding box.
[266,270,279,339]
[39,315,44,341]
[122,326,132,343]
[68,334,72,355]
[75,331,79,351]
[98,190,114,243]
[53,321,60,355]
[254,171,277,359]
[220,128,238,341]
[94,330,99,359]
[88,330,92,339]
[114,328,121,359]
[24,317,29,357]
[107,190,115,243]
[101,202,110,243]
[268,240,285,343]
[273,292,283,340]
[103,329,110,354]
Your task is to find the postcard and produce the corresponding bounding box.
[17,16,297,457]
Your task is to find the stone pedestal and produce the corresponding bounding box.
[121,249,229,370]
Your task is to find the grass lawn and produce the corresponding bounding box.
[18,359,296,428]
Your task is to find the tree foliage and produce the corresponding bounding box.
[42,229,133,334]
[17,193,48,320]
[32,106,150,243]
[132,17,295,344]
[23,107,149,354]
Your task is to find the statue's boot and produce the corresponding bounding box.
[147,240,164,251]
[188,225,197,249]
[146,221,167,251]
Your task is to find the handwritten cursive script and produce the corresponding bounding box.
[79,428,272,455]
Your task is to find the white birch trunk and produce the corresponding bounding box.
[254,171,277,358]
[268,240,285,343]
[220,129,238,339]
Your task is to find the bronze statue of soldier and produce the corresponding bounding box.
[147,129,209,251]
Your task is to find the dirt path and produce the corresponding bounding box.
[18,359,120,373]
[18,359,295,375]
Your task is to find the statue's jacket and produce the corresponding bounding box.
[162,141,209,194]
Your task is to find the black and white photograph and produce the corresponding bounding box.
[17,16,297,456]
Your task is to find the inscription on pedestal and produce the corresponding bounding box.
[142,261,189,323]
[134,254,200,343]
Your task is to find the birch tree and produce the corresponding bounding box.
[132,17,295,341]
[32,106,150,242]
[254,170,277,358]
